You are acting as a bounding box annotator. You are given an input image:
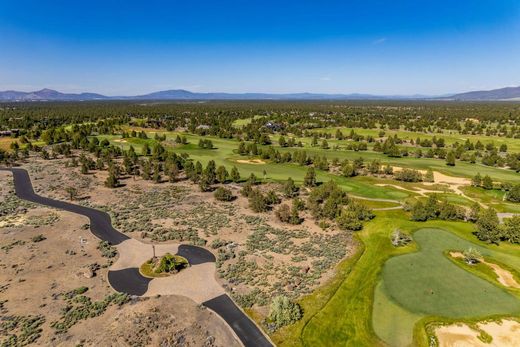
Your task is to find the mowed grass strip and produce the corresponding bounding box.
[95,133,411,200]
[382,228,520,318]
[297,211,415,347]
[372,282,422,347]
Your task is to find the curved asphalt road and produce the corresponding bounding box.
[1,167,273,347]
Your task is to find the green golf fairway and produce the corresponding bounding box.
[382,228,520,318]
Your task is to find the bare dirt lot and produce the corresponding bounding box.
[0,170,238,346]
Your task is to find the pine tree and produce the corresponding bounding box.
[472,173,482,187]
[304,167,317,187]
[230,166,241,182]
[482,175,493,190]
[446,150,456,166]
[216,166,229,183]
[475,208,500,244]
[105,171,119,188]
[283,177,299,197]
[142,143,150,156]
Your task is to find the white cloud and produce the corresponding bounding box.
[372,37,387,45]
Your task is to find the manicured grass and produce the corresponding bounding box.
[372,282,422,347]
[461,186,506,203]
[232,115,266,127]
[355,199,401,210]
[273,209,520,347]
[139,261,170,278]
[95,133,411,200]
[382,228,520,318]
[459,186,520,212]
[311,126,520,153]
[431,192,475,207]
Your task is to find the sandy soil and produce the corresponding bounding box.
[450,252,520,289]
[375,183,444,197]
[0,170,238,346]
[236,158,266,164]
[392,166,480,206]
[21,155,352,303]
[436,320,520,347]
[392,167,469,186]
[64,296,240,347]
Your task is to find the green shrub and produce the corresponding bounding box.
[268,295,302,329]
[31,234,46,243]
[214,187,234,201]
[97,241,117,258]
[154,253,189,273]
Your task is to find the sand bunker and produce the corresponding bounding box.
[436,320,520,347]
[236,159,266,165]
[375,183,444,197]
[392,167,469,186]
[113,139,128,143]
[432,171,470,186]
[392,167,479,206]
[450,252,520,289]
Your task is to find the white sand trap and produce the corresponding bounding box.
[482,261,520,289]
[392,167,469,186]
[449,252,520,289]
[436,320,520,347]
[375,183,444,196]
[392,167,481,205]
[236,159,266,164]
[432,171,470,186]
[113,139,128,143]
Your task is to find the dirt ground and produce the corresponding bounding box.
[64,296,240,347]
[436,320,520,347]
[0,170,238,346]
[21,154,354,307]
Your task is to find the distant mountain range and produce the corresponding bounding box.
[0,86,519,101]
[444,86,520,101]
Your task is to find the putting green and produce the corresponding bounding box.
[382,228,520,318]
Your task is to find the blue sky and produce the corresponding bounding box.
[1,0,519,95]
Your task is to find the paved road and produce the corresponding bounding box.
[1,167,273,347]
[4,167,129,245]
[497,212,519,223]
[204,295,273,347]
